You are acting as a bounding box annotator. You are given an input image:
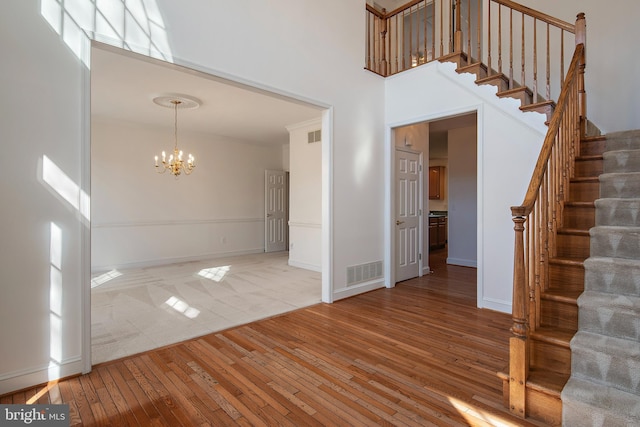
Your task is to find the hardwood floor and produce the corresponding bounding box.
[1,250,547,426]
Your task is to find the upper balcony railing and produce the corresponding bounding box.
[366,0,580,105]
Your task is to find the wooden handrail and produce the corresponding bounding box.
[491,0,575,33]
[511,44,585,218]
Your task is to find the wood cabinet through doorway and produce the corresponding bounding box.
[429,166,445,200]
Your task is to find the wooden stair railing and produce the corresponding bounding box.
[365,0,579,110]
[508,34,586,421]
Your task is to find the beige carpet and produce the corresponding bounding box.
[91,251,321,364]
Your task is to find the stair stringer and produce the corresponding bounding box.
[436,60,548,134]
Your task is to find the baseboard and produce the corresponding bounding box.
[482,297,511,314]
[446,257,477,268]
[288,259,321,272]
[91,248,265,273]
[333,280,385,301]
[0,357,83,396]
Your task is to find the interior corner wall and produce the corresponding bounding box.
[91,118,283,271]
[447,125,477,268]
[287,119,322,272]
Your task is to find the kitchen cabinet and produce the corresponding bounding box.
[429,216,447,249]
[429,166,445,200]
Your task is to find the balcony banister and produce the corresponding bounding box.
[491,0,575,33]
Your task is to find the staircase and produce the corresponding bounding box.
[562,130,640,426]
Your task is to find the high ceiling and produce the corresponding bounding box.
[91,46,323,147]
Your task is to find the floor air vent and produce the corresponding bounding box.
[347,261,383,286]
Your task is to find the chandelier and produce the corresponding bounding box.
[153,96,198,176]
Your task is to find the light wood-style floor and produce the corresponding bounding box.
[1,249,546,426]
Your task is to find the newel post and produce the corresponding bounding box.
[509,211,529,418]
[454,0,463,53]
[575,13,587,137]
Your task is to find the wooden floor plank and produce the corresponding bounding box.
[0,249,546,426]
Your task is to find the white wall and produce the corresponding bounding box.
[447,125,477,268]
[287,119,322,272]
[0,0,386,394]
[386,60,546,313]
[91,118,282,271]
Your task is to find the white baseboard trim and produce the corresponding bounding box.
[288,259,321,272]
[0,357,83,396]
[446,257,477,268]
[482,297,511,314]
[333,280,384,301]
[91,248,265,273]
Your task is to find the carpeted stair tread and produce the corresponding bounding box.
[577,291,640,341]
[590,226,640,259]
[600,172,640,198]
[584,256,640,296]
[595,198,640,227]
[570,331,640,395]
[562,377,640,427]
[603,149,640,173]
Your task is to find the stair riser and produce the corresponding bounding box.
[595,199,640,227]
[569,180,599,202]
[549,262,584,292]
[570,339,640,395]
[584,257,640,296]
[556,233,590,259]
[499,377,562,426]
[562,394,640,427]
[578,303,640,342]
[604,150,640,173]
[574,158,603,177]
[563,204,595,229]
[540,299,578,330]
[580,138,606,156]
[600,173,640,198]
[531,340,571,375]
[497,89,532,107]
[590,227,640,260]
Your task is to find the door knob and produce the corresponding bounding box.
[396,220,404,225]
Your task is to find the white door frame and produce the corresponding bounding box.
[394,146,423,283]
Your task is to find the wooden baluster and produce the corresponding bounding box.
[521,12,525,91]
[467,0,471,59]
[477,0,481,64]
[487,2,492,76]
[575,13,587,138]
[547,25,552,101]
[509,8,513,88]
[498,5,503,75]
[380,11,388,76]
[395,13,399,74]
[533,18,537,103]
[423,0,427,63]
[432,0,436,60]
[510,211,529,417]
[454,0,462,52]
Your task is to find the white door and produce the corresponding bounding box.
[265,170,288,252]
[396,148,422,282]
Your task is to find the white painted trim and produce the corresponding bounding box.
[288,259,322,272]
[322,107,334,303]
[446,258,478,268]
[0,357,83,396]
[92,218,263,228]
[289,221,322,229]
[285,117,323,132]
[333,280,385,301]
[386,104,485,308]
[482,297,512,314]
[92,248,265,273]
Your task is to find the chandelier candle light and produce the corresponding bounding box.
[153,95,199,176]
